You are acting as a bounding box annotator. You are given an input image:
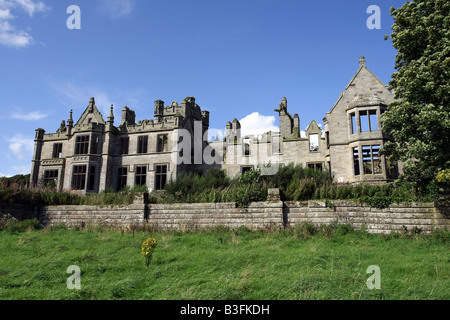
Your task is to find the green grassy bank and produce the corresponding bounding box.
[0,221,448,300]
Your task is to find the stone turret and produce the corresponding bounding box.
[154,100,164,123]
[121,106,136,126]
[275,97,296,139]
[30,128,45,187]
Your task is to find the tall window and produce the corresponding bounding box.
[135,166,147,186]
[353,147,360,176]
[360,111,369,132]
[272,135,281,154]
[117,167,128,190]
[52,143,63,158]
[372,145,382,174]
[350,113,357,134]
[309,134,319,151]
[75,135,90,155]
[359,110,378,132]
[157,134,168,152]
[43,170,58,187]
[72,165,87,190]
[155,164,167,190]
[120,137,129,155]
[88,166,96,191]
[137,136,148,154]
[325,132,330,149]
[91,135,100,154]
[361,145,382,174]
[243,138,251,156]
[362,145,372,174]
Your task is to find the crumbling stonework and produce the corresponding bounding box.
[31,57,399,192]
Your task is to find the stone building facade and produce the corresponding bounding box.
[30,57,399,193]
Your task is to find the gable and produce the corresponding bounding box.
[75,97,106,127]
[327,58,394,115]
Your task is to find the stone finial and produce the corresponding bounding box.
[68,109,73,126]
[359,56,366,67]
[108,105,114,122]
[89,97,95,112]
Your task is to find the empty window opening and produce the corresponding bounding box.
[72,165,87,190]
[351,113,357,134]
[120,137,129,155]
[155,164,167,190]
[137,136,148,154]
[353,147,360,176]
[88,166,96,191]
[91,135,100,154]
[243,138,251,156]
[75,135,89,155]
[309,134,319,151]
[117,167,128,191]
[52,143,63,158]
[360,111,369,132]
[135,166,147,186]
[43,170,58,188]
[157,134,168,152]
[307,163,323,171]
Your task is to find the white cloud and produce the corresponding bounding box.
[0,8,13,19]
[0,0,49,48]
[239,112,279,138]
[6,134,34,160]
[0,20,32,47]
[207,128,226,142]
[14,0,49,17]
[11,109,47,120]
[100,0,135,18]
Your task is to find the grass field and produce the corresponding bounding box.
[0,223,448,300]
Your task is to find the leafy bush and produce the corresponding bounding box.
[0,215,40,233]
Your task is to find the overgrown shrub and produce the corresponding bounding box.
[0,215,40,233]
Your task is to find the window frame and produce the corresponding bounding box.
[52,143,63,159]
[43,169,59,187]
[72,165,87,190]
[74,135,90,155]
[155,164,168,190]
[120,137,129,155]
[137,135,148,154]
[135,165,147,187]
[156,134,168,153]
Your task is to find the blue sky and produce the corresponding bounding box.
[0,0,407,177]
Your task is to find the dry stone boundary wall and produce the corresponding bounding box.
[2,190,448,234]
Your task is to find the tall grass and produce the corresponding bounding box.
[0,180,146,207]
[159,165,437,207]
[0,166,440,207]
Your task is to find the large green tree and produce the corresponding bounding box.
[381,0,450,187]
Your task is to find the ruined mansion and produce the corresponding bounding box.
[30,57,400,193]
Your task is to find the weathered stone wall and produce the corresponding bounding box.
[41,204,145,229]
[284,201,450,235]
[147,201,283,230]
[35,199,449,235]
